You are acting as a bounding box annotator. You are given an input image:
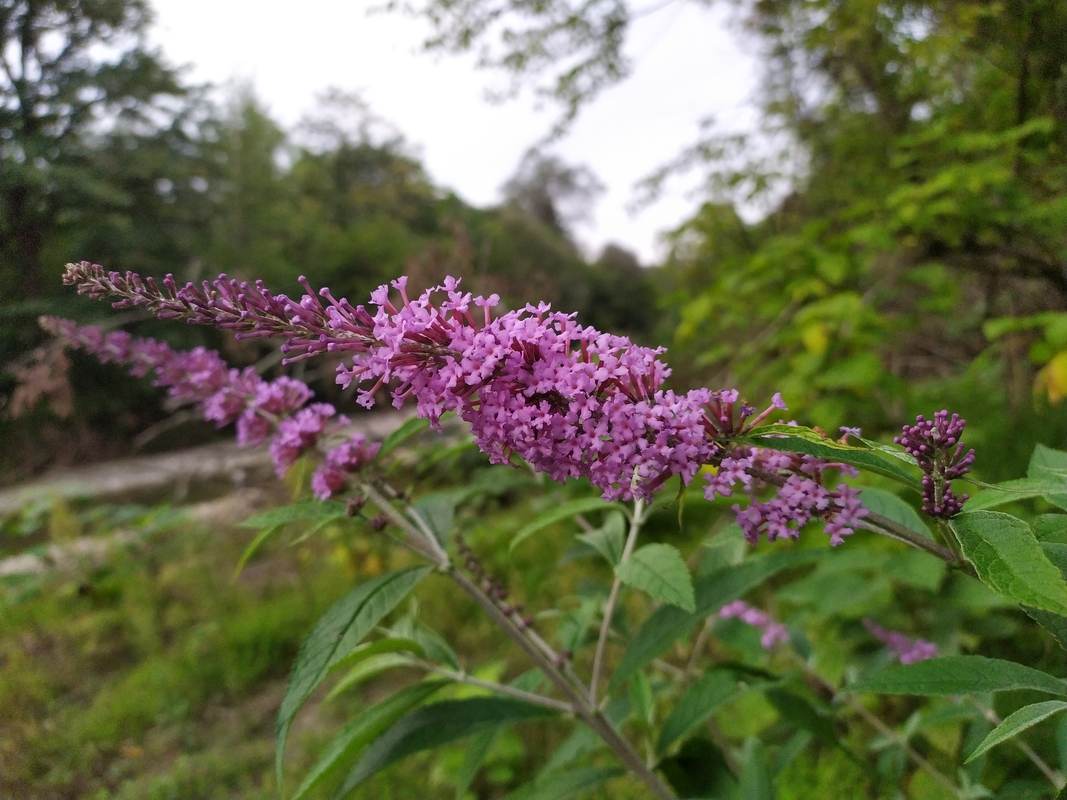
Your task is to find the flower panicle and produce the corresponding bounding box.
[58,264,870,545]
[42,315,377,499]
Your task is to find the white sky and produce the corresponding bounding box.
[148,0,759,264]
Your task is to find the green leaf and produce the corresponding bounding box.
[240,499,347,528]
[334,697,558,794]
[540,727,603,776]
[289,514,347,547]
[331,637,425,673]
[289,680,446,800]
[657,670,739,755]
[1043,542,1067,579]
[847,656,1067,697]
[378,416,431,457]
[738,428,920,488]
[453,729,498,800]
[411,493,455,546]
[510,497,625,552]
[1028,541,1067,652]
[1029,444,1067,480]
[324,653,418,703]
[965,700,1067,763]
[859,488,931,539]
[615,543,695,612]
[965,478,1067,511]
[1024,607,1067,652]
[276,566,431,790]
[1034,514,1067,543]
[735,738,773,800]
[576,510,626,566]
[392,618,461,670]
[234,524,281,579]
[765,688,841,747]
[609,550,821,690]
[951,511,1067,614]
[504,767,623,800]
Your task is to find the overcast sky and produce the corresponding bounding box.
[148,0,759,264]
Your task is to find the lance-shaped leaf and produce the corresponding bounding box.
[847,656,1067,697]
[378,416,431,457]
[334,697,558,794]
[610,549,822,690]
[275,566,431,789]
[657,670,740,755]
[965,700,1067,763]
[504,766,624,800]
[411,493,455,546]
[951,511,1067,615]
[965,478,1067,511]
[576,510,626,566]
[859,488,932,539]
[510,497,625,552]
[289,680,447,800]
[241,499,347,528]
[615,543,696,612]
[737,426,920,488]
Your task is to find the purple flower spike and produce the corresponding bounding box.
[864,619,937,664]
[55,263,873,545]
[895,410,975,518]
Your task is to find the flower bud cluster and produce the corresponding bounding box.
[40,317,378,499]
[718,600,790,649]
[58,262,870,545]
[454,533,535,631]
[894,411,975,518]
[863,619,937,664]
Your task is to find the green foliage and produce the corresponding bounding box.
[951,512,1067,615]
[290,680,448,800]
[965,701,1067,764]
[275,567,432,788]
[615,543,695,612]
[847,656,1067,697]
[334,697,558,794]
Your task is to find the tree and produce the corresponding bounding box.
[0,0,189,300]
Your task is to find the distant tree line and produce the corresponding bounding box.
[0,0,655,480]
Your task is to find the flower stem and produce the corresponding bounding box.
[448,566,679,800]
[590,498,645,706]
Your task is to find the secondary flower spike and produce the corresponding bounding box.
[58,262,869,543]
[40,317,378,499]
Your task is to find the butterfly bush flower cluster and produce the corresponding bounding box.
[863,619,937,664]
[39,317,378,499]
[57,262,870,541]
[895,411,975,518]
[719,600,790,649]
